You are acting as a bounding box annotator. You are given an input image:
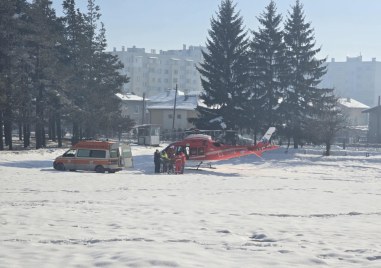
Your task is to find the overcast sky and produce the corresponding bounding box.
[51,0,381,61]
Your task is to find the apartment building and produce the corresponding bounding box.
[110,44,204,98]
[320,56,381,106]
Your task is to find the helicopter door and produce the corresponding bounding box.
[185,144,190,160]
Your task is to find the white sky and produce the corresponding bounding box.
[51,0,381,61]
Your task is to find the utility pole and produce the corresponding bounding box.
[172,84,178,130]
[377,96,380,143]
[142,92,145,125]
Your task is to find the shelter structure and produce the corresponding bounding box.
[135,124,160,146]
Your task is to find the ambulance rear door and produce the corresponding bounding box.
[121,143,133,168]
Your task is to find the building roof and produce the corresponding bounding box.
[115,93,145,101]
[338,98,369,109]
[148,93,205,111]
[148,90,185,103]
[362,105,381,113]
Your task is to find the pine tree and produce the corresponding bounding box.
[305,91,346,156]
[27,0,63,149]
[62,0,128,142]
[86,23,129,137]
[0,0,29,150]
[196,0,249,130]
[248,0,287,140]
[282,0,328,148]
[62,0,90,143]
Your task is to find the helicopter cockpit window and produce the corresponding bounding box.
[189,147,197,156]
[176,146,183,154]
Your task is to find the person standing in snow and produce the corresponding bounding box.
[161,150,170,173]
[179,151,186,174]
[154,149,161,173]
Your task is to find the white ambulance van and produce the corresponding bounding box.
[53,140,133,173]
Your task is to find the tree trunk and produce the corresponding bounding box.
[23,122,30,148]
[72,122,79,145]
[56,111,62,148]
[49,111,58,141]
[42,126,46,147]
[0,111,3,150]
[18,121,22,141]
[325,142,331,156]
[35,84,44,149]
[4,104,12,150]
[293,135,299,149]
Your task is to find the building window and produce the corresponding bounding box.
[177,114,181,119]
[168,114,173,119]
[134,105,139,114]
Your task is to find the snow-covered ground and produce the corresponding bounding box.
[0,145,381,267]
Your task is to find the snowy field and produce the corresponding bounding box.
[0,144,381,267]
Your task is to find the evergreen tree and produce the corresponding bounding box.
[305,91,346,156]
[62,0,90,143]
[62,0,128,142]
[248,0,287,141]
[86,24,129,137]
[196,0,249,130]
[82,1,128,138]
[281,0,328,148]
[0,0,29,150]
[27,0,63,149]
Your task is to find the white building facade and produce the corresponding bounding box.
[110,44,204,98]
[320,56,381,107]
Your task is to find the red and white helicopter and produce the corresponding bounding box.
[163,127,278,168]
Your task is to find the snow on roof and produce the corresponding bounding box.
[338,98,369,109]
[148,90,185,103]
[148,94,202,110]
[115,92,145,101]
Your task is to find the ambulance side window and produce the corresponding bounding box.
[63,149,76,157]
[90,150,106,158]
[198,147,205,155]
[77,149,91,157]
[109,149,119,158]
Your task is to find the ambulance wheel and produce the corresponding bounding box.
[55,162,65,171]
[95,165,105,173]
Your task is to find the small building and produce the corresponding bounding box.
[338,97,369,126]
[335,98,369,144]
[362,102,381,143]
[116,93,149,125]
[147,92,203,132]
